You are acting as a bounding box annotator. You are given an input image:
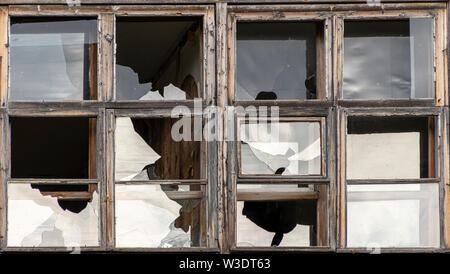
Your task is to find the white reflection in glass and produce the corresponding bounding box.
[347,183,440,248]
[343,19,433,99]
[240,122,321,175]
[7,184,99,247]
[10,20,97,101]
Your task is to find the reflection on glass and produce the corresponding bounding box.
[115,184,202,247]
[116,18,202,100]
[343,19,434,99]
[7,184,99,247]
[10,18,97,101]
[236,22,323,100]
[347,116,432,179]
[237,200,317,247]
[114,117,202,181]
[347,184,440,248]
[240,121,321,175]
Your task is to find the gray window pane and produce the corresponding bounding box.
[347,184,440,248]
[236,22,322,100]
[10,18,97,101]
[343,19,434,99]
[240,121,321,175]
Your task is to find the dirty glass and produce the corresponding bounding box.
[346,183,440,248]
[115,184,203,247]
[7,183,99,247]
[239,121,321,175]
[114,117,202,180]
[236,22,323,100]
[116,18,202,100]
[236,199,317,247]
[10,18,97,101]
[343,19,434,99]
[11,117,92,179]
[347,116,433,179]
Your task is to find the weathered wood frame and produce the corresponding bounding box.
[337,107,448,251]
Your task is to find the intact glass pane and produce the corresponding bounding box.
[236,22,323,100]
[346,183,440,248]
[346,116,434,179]
[10,18,97,101]
[343,19,434,99]
[240,121,321,175]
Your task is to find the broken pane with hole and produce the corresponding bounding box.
[115,184,204,247]
[236,22,325,100]
[343,19,434,99]
[7,183,99,247]
[237,199,318,247]
[11,117,97,179]
[115,117,202,181]
[346,183,440,248]
[10,18,98,101]
[347,116,435,179]
[239,121,321,175]
[116,18,202,100]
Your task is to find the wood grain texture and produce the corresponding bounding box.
[0,8,7,107]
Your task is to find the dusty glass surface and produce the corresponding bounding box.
[116,18,202,100]
[347,184,440,248]
[237,184,315,193]
[239,121,321,175]
[114,117,202,181]
[346,116,432,179]
[115,184,202,247]
[236,22,322,100]
[7,183,99,247]
[236,200,317,247]
[343,19,434,99]
[10,18,97,101]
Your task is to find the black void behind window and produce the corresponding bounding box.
[236,22,324,100]
[11,117,91,179]
[116,17,202,100]
[346,116,435,179]
[343,19,434,99]
[10,17,98,101]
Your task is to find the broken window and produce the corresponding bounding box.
[346,183,440,247]
[239,120,322,176]
[115,18,202,100]
[114,117,203,181]
[115,184,204,247]
[7,183,99,247]
[11,117,96,179]
[113,115,205,247]
[343,19,434,99]
[10,18,98,101]
[236,184,326,247]
[346,116,435,179]
[236,22,325,100]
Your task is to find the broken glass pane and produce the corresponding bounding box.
[347,116,433,179]
[115,184,203,247]
[237,200,317,247]
[10,18,97,101]
[236,22,323,100]
[116,18,202,100]
[240,121,321,175]
[7,183,99,247]
[343,19,434,99]
[115,117,202,180]
[347,183,440,247]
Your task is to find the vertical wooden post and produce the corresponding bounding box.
[0,7,7,107]
[99,13,115,102]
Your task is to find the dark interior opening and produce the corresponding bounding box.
[11,117,90,179]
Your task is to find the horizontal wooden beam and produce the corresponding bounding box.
[237,177,329,184]
[115,179,207,185]
[347,178,440,185]
[8,179,99,185]
[237,191,318,201]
